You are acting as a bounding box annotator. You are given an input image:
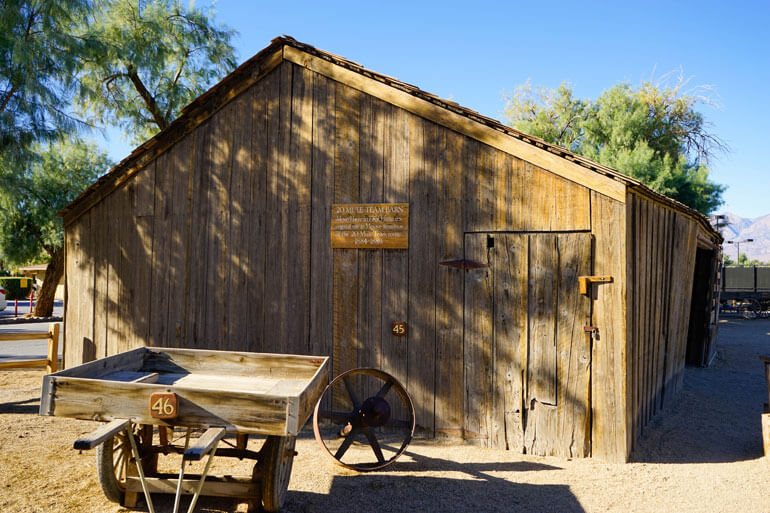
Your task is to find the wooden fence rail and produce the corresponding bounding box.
[0,324,60,373]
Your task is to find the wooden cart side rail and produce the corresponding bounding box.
[0,324,59,374]
[42,376,298,435]
[143,348,330,380]
[47,346,149,379]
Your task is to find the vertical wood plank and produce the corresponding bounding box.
[380,104,409,398]
[637,197,650,433]
[528,234,557,405]
[168,133,195,348]
[149,152,172,350]
[655,209,674,410]
[204,102,233,350]
[555,233,592,457]
[287,64,313,356]
[226,92,252,352]
[264,62,292,354]
[435,129,465,436]
[105,186,124,358]
[185,119,212,349]
[357,94,385,369]
[463,233,492,444]
[245,76,272,353]
[626,195,639,447]
[309,74,335,360]
[64,212,94,367]
[91,201,109,359]
[493,233,527,451]
[590,191,628,462]
[650,204,664,417]
[407,116,437,434]
[116,183,135,354]
[332,81,360,378]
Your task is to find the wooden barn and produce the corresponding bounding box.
[60,36,722,462]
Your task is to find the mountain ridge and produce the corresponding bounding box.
[716,212,770,264]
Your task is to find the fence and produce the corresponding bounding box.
[0,324,60,373]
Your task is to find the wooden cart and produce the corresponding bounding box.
[40,347,329,513]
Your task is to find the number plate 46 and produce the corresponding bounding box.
[149,392,178,419]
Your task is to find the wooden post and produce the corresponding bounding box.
[47,323,60,373]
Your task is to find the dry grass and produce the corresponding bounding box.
[1,317,769,512]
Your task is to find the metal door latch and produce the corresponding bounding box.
[578,275,613,295]
[584,326,599,341]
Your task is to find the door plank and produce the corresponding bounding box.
[528,234,558,406]
[493,234,527,451]
[463,233,493,444]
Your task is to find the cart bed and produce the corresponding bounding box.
[41,347,329,436]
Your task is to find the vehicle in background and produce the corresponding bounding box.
[0,287,6,311]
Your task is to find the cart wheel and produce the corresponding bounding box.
[741,299,761,319]
[313,368,415,471]
[257,435,296,512]
[95,428,133,504]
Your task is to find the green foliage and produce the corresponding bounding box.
[504,76,726,215]
[0,0,93,164]
[0,271,33,301]
[0,138,111,266]
[76,0,237,143]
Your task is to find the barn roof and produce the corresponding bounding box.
[60,36,721,243]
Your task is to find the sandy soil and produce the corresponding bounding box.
[1,316,769,513]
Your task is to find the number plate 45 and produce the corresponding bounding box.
[149,392,178,419]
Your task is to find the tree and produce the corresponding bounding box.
[76,0,236,143]
[0,139,111,316]
[504,75,726,214]
[0,0,93,167]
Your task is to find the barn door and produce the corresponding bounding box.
[463,232,593,457]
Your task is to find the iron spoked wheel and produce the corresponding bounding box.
[313,368,415,472]
[256,435,297,513]
[95,427,135,504]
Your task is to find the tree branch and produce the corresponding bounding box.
[125,66,168,130]
[0,84,18,113]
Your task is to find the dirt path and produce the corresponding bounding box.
[1,317,769,512]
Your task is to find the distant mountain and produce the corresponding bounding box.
[715,212,770,264]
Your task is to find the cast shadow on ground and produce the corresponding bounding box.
[284,459,583,513]
[132,447,578,513]
[631,322,769,464]
[0,397,39,414]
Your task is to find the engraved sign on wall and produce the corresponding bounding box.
[331,203,409,249]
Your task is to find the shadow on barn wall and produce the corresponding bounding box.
[65,58,603,458]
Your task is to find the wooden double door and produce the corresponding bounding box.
[463,232,593,457]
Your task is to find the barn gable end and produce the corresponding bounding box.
[61,37,721,463]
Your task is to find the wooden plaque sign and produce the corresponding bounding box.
[331,203,409,249]
[149,392,178,419]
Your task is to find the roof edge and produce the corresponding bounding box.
[60,35,721,243]
[59,37,286,224]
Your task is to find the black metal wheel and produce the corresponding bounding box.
[313,368,415,471]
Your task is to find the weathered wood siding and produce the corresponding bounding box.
[625,193,698,453]
[64,63,590,415]
[64,60,603,453]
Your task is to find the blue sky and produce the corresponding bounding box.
[103,1,769,218]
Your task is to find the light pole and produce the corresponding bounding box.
[726,238,753,264]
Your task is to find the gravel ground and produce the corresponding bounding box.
[1,316,769,513]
